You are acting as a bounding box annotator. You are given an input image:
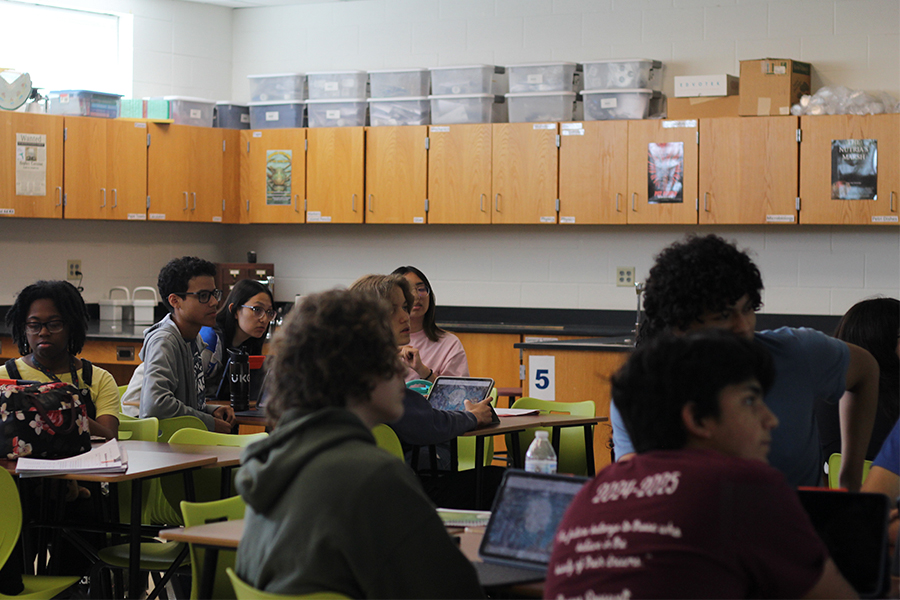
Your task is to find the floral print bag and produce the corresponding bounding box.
[0,381,91,460]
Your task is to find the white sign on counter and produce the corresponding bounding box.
[528,355,555,401]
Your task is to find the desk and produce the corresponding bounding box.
[160,519,242,599]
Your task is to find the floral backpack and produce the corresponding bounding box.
[0,380,92,460]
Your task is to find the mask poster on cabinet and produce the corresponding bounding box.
[266,150,292,206]
[647,142,684,204]
[831,139,877,200]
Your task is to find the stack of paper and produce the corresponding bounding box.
[16,439,129,478]
[437,508,492,528]
[494,408,540,417]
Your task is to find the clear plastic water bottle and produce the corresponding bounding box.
[525,430,557,474]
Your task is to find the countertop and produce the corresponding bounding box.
[514,336,634,352]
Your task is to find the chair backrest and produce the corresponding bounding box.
[371,424,404,461]
[226,567,350,600]
[0,469,23,571]
[168,429,267,448]
[158,415,208,442]
[181,495,247,600]
[118,384,129,398]
[406,379,432,395]
[117,416,159,441]
[826,453,874,489]
[507,397,596,475]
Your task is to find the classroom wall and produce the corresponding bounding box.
[2,0,897,315]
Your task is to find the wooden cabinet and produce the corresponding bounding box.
[699,117,799,225]
[427,124,492,224]
[147,123,224,223]
[0,111,64,219]
[558,121,628,224]
[365,125,428,224]
[221,129,243,224]
[0,335,141,386]
[799,114,899,225]
[451,331,522,389]
[242,128,307,223]
[626,119,699,224]
[491,122,559,224]
[306,126,364,223]
[63,117,148,221]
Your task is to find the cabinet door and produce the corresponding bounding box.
[799,114,899,225]
[491,122,558,224]
[147,124,192,221]
[107,120,148,221]
[626,119,698,224]
[699,117,799,225]
[427,124,492,224]
[221,129,243,224]
[189,127,224,223]
[558,121,628,224]
[245,128,307,223]
[365,125,427,224]
[62,116,108,220]
[0,112,64,219]
[306,126,364,223]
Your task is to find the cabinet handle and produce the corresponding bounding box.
[615,192,621,213]
[368,194,374,212]
[892,191,897,213]
[495,193,501,212]
[112,189,118,208]
[100,188,106,208]
[55,187,62,208]
[294,194,300,213]
[480,193,486,212]
[246,200,250,213]
[631,192,637,212]
[352,193,357,212]
[704,192,710,212]
[192,192,197,211]
[183,192,189,211]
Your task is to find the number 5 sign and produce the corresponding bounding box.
[528,355,555,401]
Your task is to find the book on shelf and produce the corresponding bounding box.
[16,439,129,478]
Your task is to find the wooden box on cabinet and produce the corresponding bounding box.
[0,112,63,219]
[241,128,306,223]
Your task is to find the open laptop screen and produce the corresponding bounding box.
[427,376,493,411]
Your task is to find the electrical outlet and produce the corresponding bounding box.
[616,266,635,287]
[67,259,82,281]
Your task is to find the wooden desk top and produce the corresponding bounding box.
[461,414,607,437]
[160,518,244,549]
[119,440,243,468]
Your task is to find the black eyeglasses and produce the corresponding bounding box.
[177,289,223,304]
[24,320,66,334]
[413,284,430,296]
[241,305,276,320]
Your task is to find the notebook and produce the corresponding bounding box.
[474,469,588,588]
[797,489,891,599]
[427,376,494,412]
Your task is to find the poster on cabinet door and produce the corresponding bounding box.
[647,142,684,204]
[266,150,292,206]
[15,133,46,196]
[831,139,877,200]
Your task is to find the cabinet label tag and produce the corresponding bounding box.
[540,216,555,223]
[560,216,576,223]
[663,120,697,128]
[252,131,262,137]
[533,123,555,130]
[431,126,450,132]
[127,213,147,220]
[413,216,425,223]
[872,216,899,223]
[766,214,795,223]
[149,213,166,220]
[561,129,583,136]
[134,122,146,128]
[0,208,15,215]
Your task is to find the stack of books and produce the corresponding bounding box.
[16,439,128,478]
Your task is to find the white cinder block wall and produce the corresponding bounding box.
[1,0,897,316]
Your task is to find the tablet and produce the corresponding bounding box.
[427,376,494,411]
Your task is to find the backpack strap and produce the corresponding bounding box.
[4,359,20,380]
[80,359,93,387]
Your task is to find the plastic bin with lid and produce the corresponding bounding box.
[506,62,581,93]
[132,287,160,325]
[506,91,577,122]
[306,98,367,127]
[150,96,216,126]
[429,65,507,95]
[249,101,305,129]
[429,94,504,124]
[582,59,663,91]
[582,89,664,120]
[368,68,430,98]
[48,90,122,118]
[368,96,430,126]
[99,287,131,322]
[307,71,368,100]
[248,73,306,102]
[215,103,250,129]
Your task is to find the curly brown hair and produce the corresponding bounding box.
[265,289,402,423]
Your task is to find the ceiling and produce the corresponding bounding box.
[181,0,352,7]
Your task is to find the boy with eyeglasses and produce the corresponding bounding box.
[138,256,235,433]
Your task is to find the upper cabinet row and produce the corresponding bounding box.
[1,111,896,225]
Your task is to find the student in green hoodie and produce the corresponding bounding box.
[235,289,484,599]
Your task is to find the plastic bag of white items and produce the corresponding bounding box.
[791,86,900,116]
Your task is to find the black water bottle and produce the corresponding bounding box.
[228,348,250,412]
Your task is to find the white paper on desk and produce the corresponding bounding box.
[16,439,129,477]
[528,355,555,401]
[495,408,540,417]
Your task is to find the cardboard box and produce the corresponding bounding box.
[667,95,741,120]
[674,74,739,97]
[739,58,811,116]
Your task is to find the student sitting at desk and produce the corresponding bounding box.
[235,289,483,598]
[546,331,856,599]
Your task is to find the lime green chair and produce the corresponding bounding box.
[117,416,159,441]
[118,384,129,398]
[506,398,596,476]
[0,469,80,599]
[158,415,208,442]
[372,424,404,461]
[456,389,498,471]
[181,495,247,600]
[226,567,350,600]
[826,453,874,489]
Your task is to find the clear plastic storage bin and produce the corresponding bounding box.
[582,59,663,91]
[582,89,663,120]
[150,96,216,127]
[368,97,430,126]
[215,102,250,129]
[429,94,500,124]
[307,71,368,100]
[249,101,305,129]
[506,91,577,122]
[306,98,367,127]
[429,65,506,95]
[507,62,580,93]
[368,68,430,98]
[48,90,122,118]
[248,73,306,102]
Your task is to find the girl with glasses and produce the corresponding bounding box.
[392,266,469,383]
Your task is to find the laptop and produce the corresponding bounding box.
[427,376,494,412]
[473,469,588,588]
[797,489,891,599]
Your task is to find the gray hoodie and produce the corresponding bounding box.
[235,407,484,598]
